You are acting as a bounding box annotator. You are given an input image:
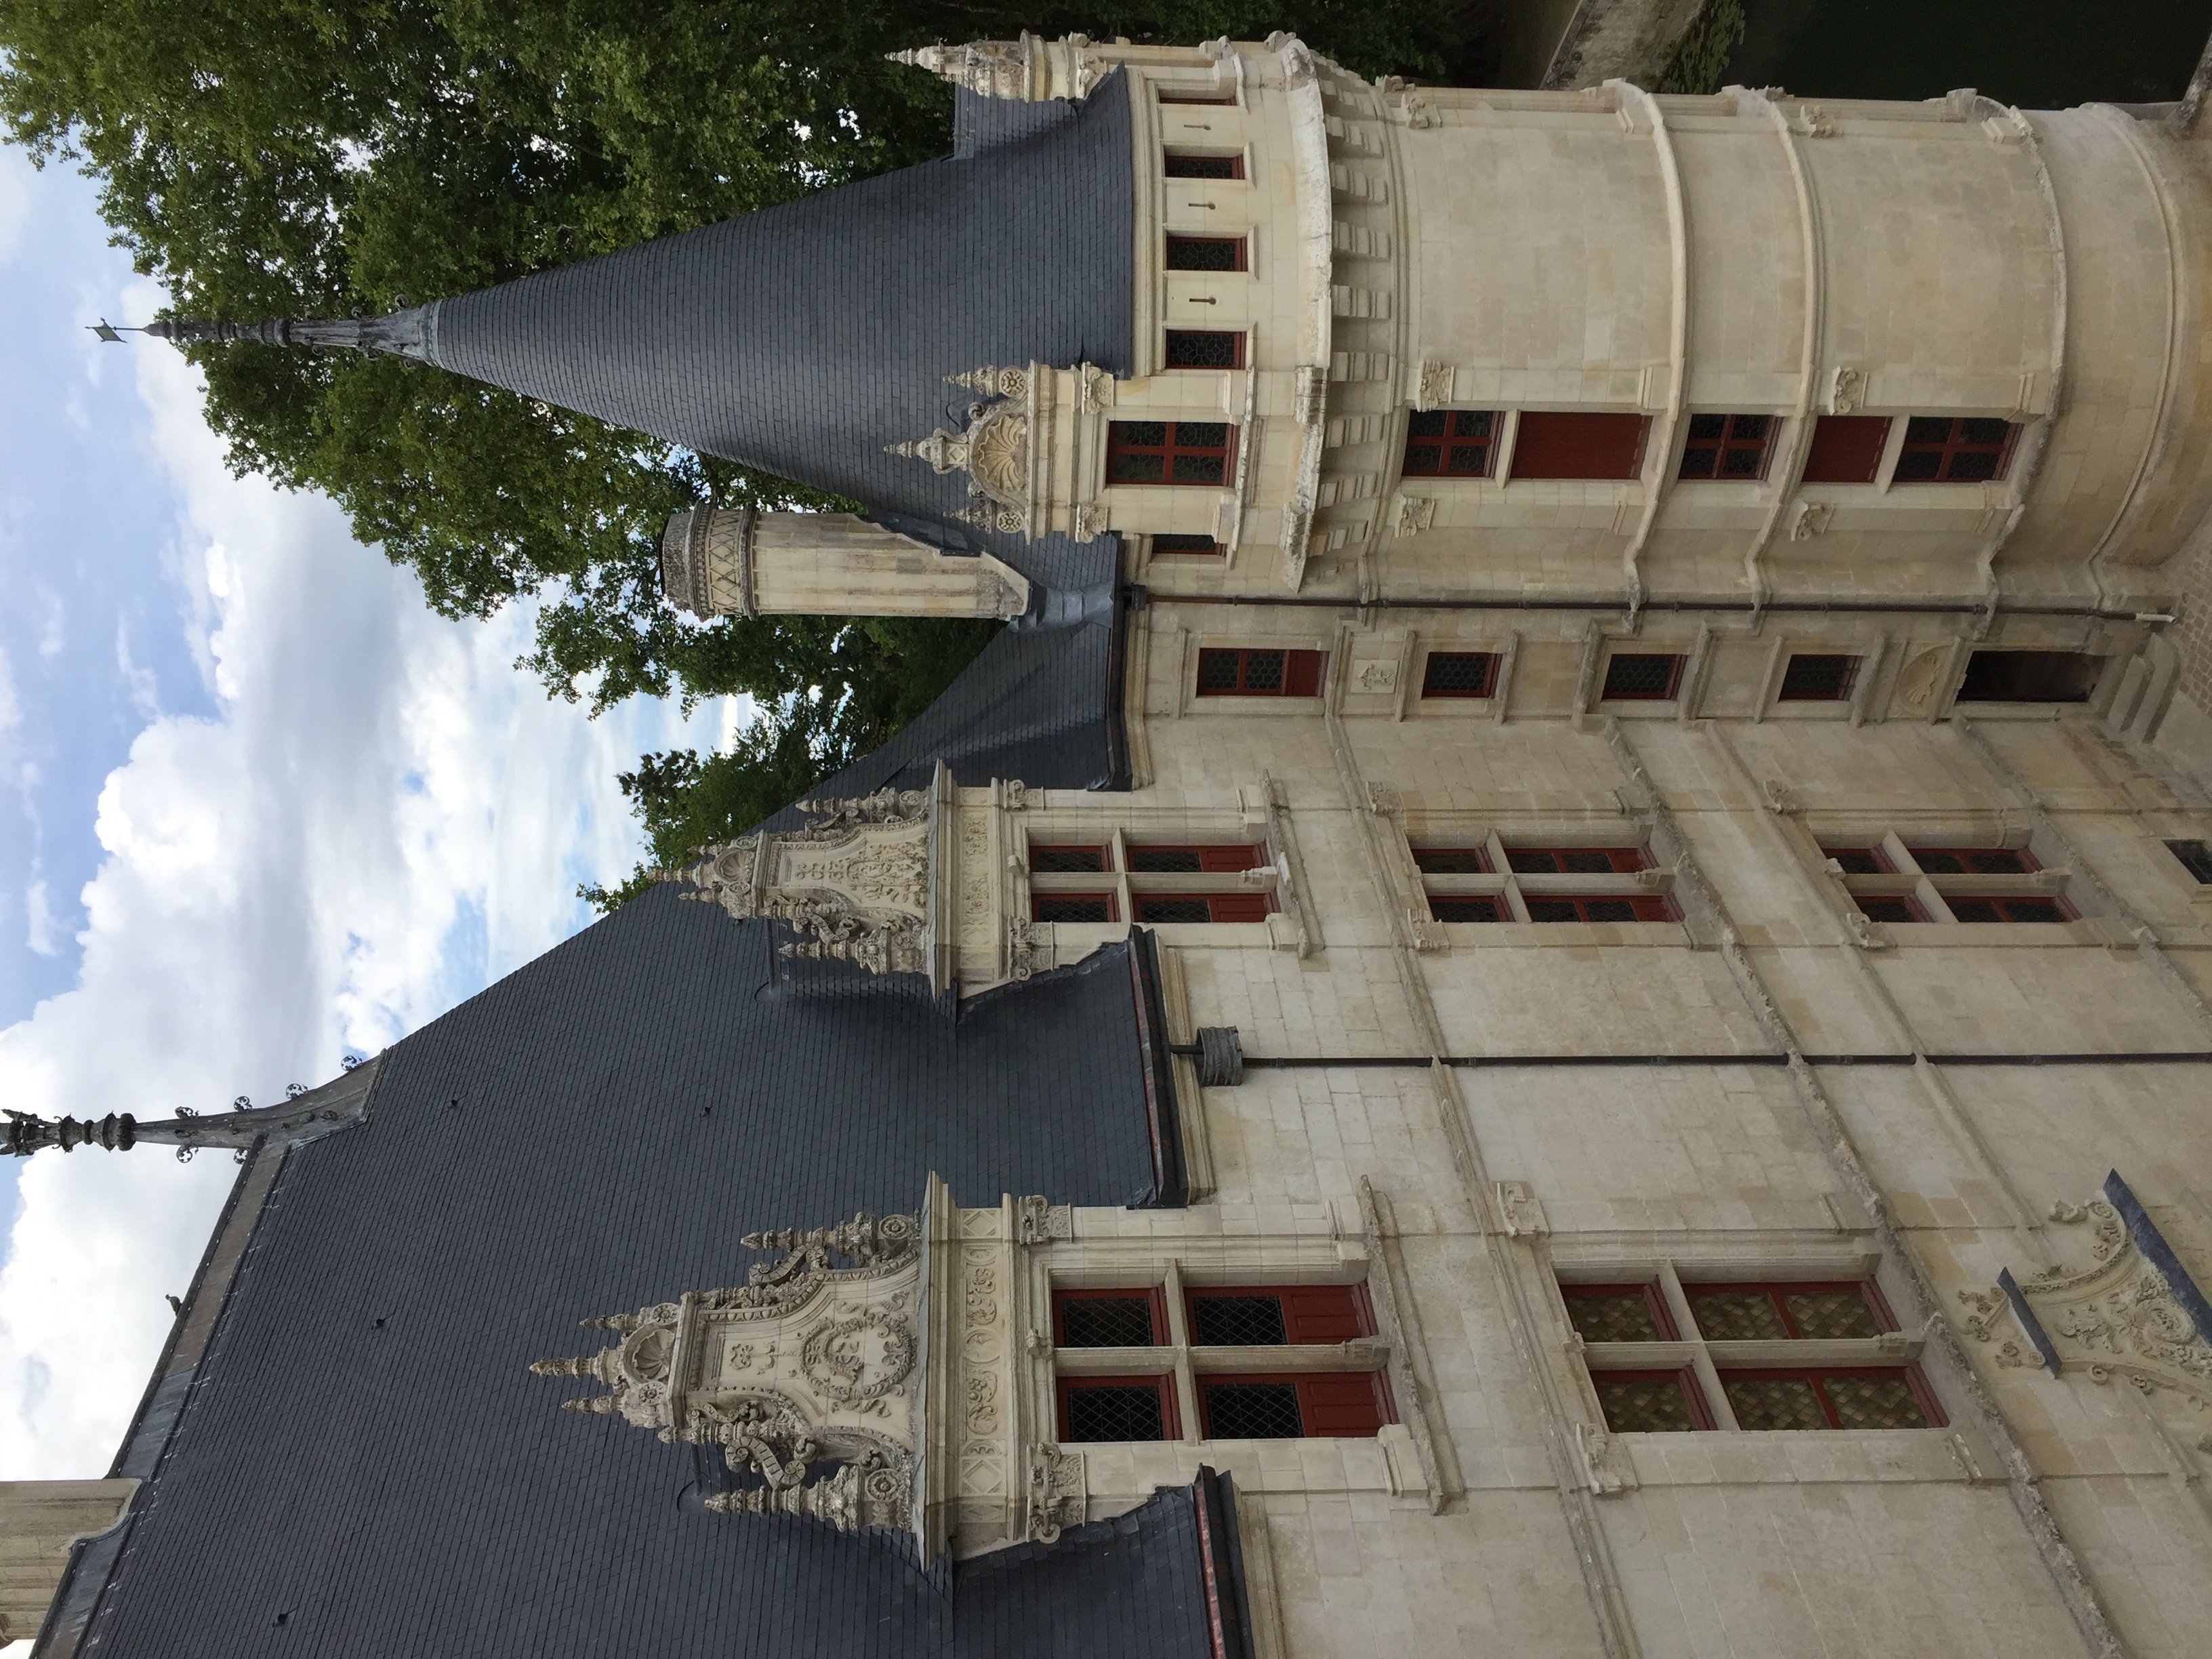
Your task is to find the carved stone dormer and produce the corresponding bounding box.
[657,768,951,988]
[531,1177,1088,1562]
[533,1209,924,1535]
[659,767,1046,996]
[886,362,1117,544]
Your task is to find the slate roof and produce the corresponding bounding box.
[54,888,1213,1658]
[417,73,1133,595]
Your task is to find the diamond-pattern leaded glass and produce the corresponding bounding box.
[1128,848,1204,872]
[1060,1296,1158,1349]
[1134,897,1213,924]
[1414,848,1489,874]
[1034,896,1113,924]
[1190,1296,1289,1347]
[1164,329,1243,367]
[1602,653,1683,699]
[1065,1384,1167,1441]
[1786,1290,1881,1340]
[1204,1382,1304,1439]
[1687,1290,1790,1341]
[1825,1373,1929,1429]
[1420,651,1498,697]
[1722,1375,1827,1431]
[1565,1291,1666,1343]
[1594,1374,1696,1433]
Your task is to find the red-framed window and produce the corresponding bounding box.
[1107,420,1237,487]
[1905,846,2037,876]
[1164,329,1246,369]
[2169,839,2212,884]
[1401,410,1499,477]
[1429,897,1504,922]
[1133,893,1273,924]
[1059,1374,1178,1441]
[1199,1373,1391,1439]
[1944,895,2073,924]
[1854,895,1929,924]
[1677,413,1776,480]
[1420,651,1500,698]
[1152,533,1223,555]
[1822,846,1891,875]
[1778,653,1860,701]
[1561,1282,1681,1343]
[1601,653,1685,701]
[1958,650,2102,703]
[1195,648,1328,697]
[1127,844,1266,874]
[1164,149,1245,179]
[1033,893,1118,923]
[1054,1287,1168,1348]
[1893,417,2018,483]
[1799,415,1891,484]
[1509,411,1652,480]
[1030,845,1109,874]
[1186,1284,1374,1346]
[1164,234,1247,272]
[1504,846,1650,874]
[1158,91,1236,105]
[1412,847,1491,875]
[1523,895,1678,923]
[1681,1280,1898,1341]
[1591,1368,1715,1433]
[1718,1368,1944,1430]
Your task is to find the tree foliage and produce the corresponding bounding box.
[1,0,1477,891]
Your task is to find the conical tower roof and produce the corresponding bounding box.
[411,77,1132,583]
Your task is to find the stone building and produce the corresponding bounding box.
[12,31,2212,1659]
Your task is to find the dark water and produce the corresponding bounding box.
[1725,0,2212,106]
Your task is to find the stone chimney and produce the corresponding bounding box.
[660,508,1031,622]
[1,1480,138,1642]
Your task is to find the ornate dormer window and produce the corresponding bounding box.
[886,363,1118,542]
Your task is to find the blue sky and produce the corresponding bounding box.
[0,142,741,1490]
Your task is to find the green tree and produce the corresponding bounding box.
[1,1,1475,886]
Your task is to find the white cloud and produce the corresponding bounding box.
[35,587,64,660]
[0,644,18,733]
[22,880,58,958]
[0,306,726,1480]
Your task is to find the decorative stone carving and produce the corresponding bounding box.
[888,38,1033,100]
[890,386,1030,533]
[1828,365,1866,414]
[656,784,935,978]
[2018,1196,2212,1408]
[1015,1195,1073,1244]
[1354,659,1399,693]
[1393,494,1435,536]
[1415,360,1453,411]
[1076,363,1115,413]
[530,1208,923,1536]
[1026,1444,1087,1541]
[1070,502,1106,543]
[1790,501,1833,541]
[1495,1181,1549,1238]
[1891,647,1949,713]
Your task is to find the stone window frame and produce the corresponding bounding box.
[1745,635,1889,724]
[1389,813,1687,950]
[1409,836,1681,928]
[1673,412,1780,483]
[1175,635,1335,716]
[1162,146,1248,181]
[1892,415,2022,484]
[1812,825,2087,930]
[1011,804,1317,964]
[1399,409,1501,478]
[1552,1255,1942,1438]
[1107,417,1241,487]
[1040,1248,1394,1455]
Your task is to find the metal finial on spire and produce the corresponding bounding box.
[83,308,442,363]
